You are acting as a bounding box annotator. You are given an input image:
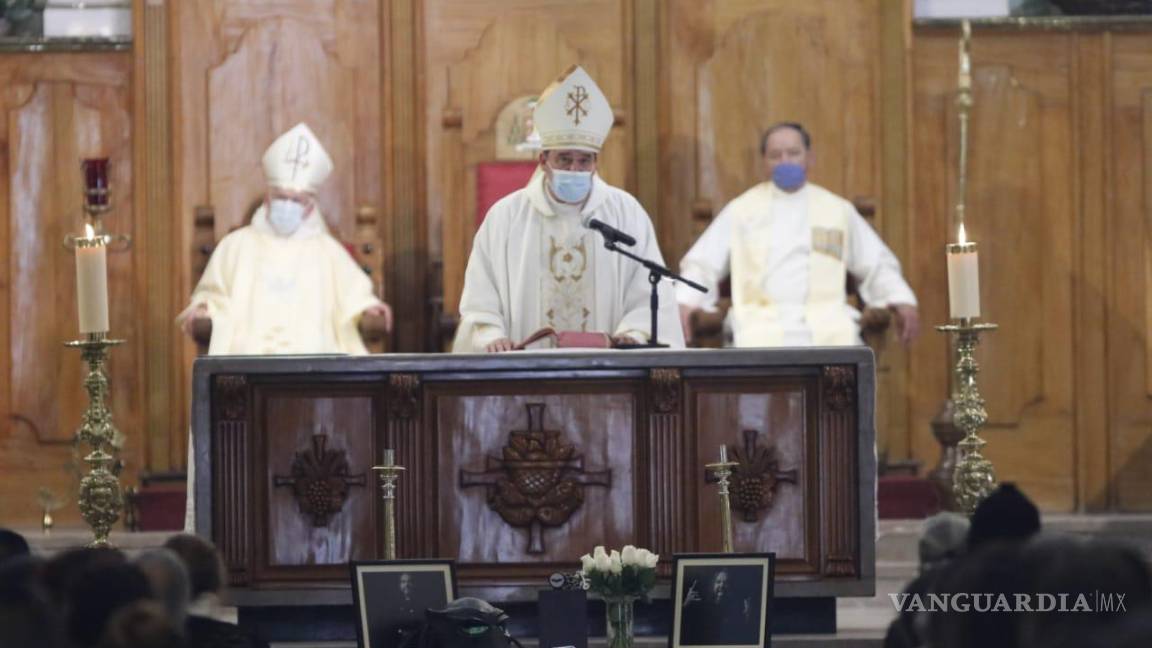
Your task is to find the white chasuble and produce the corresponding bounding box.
[677,182,917,347]
[453,172,685,352]
[183,205,382,356]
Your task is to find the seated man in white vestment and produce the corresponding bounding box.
[178,123,391,531]
[178,122,392,354]
[452,65,683,353]
[677,122,919,348]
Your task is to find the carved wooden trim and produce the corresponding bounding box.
[649,368,682,413]
[216,410,253,588]
[460,403,611,554]
[820,365,859,577]
[212,374,250,584]
[388,373,421,419]
[822,365,856,413]
[646,368,686,564]
[385,372,426,557]
[214,375,248,421]
[273,433,367,527]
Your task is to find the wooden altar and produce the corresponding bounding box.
[191,348,876,634]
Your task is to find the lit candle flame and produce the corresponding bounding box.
[957,222,967,245]
[84,223,95,239]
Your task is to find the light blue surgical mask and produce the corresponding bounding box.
[268,199,307,236]
[772,163,807,191]
[549,169,593,203]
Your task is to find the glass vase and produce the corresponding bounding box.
[605,596,636,648]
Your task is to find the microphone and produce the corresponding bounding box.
[583,216,637,247]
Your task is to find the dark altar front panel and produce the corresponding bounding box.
[192,350,876,605]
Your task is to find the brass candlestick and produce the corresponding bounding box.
[371,449,406,560]
[66,333,126,547]
[935,320,997,515]
[705,445,738,553]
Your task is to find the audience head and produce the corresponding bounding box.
[135,548,191,630]
[43,546,126,608]
[919,512,969,573]
[0,553,64,648]
[0,528,30,564]
[928,542,1027,648]
[968,483,1041,550]
[163,533,226,600]
[1017,536,1152,648]
[98,600,186,648]
[67,558,154,647]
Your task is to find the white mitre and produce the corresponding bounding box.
[261,122,334,193]
[533,65,613,152]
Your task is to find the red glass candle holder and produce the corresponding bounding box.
[81,158,110,208]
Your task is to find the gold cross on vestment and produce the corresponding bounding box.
[285,136,311,180]
[566,86,589,125]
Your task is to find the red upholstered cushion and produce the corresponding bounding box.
[878,475,941,519]
[476,161,538,228]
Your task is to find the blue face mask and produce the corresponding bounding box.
[549,169,593,203]
[772,163,807,191]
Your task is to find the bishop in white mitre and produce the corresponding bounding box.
[179,123,391,532]
[452,65,683,352]
[178,122,391,354]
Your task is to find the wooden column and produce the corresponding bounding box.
[384,0,429,352]
[134,0,179,472]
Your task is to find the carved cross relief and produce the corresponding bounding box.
[460,403,611,554]
[273,432,366,527]
[708,429,798,523]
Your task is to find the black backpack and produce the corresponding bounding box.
[401,597,524,648]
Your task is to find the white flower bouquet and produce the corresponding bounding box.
[579,544,659,600]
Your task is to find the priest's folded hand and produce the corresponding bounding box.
[178,303,210,337]
[485,337,516,353]
[361,302,394,334]
[891,303,920,347]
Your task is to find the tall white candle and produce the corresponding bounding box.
[946,225,980,319]
[75,225,109,334]
[719,444,728,463]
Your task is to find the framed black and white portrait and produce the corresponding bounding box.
[350,559,458,648]
[670,553,776,648]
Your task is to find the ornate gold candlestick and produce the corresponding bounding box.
[371,449,406,560]
[705,445,738,553]
[935,320,997,515]
[935,20,998,516]
[66,333,126,547]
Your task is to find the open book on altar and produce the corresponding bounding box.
[512,327,613,350]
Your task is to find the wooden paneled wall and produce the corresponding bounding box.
[0,51,142,525]
[7,2,1152,526]
[906,25,1152,512]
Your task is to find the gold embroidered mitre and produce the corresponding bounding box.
[532,65,613,152]
[261,122,334,193]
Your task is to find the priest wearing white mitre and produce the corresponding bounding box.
[677,122,919,348]
[178,122,392,354]
[452,65,683,353]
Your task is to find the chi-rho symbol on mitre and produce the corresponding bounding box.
[261,122,334,193]
[532,65,613,153]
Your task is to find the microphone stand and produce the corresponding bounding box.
[600,237,706,348]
